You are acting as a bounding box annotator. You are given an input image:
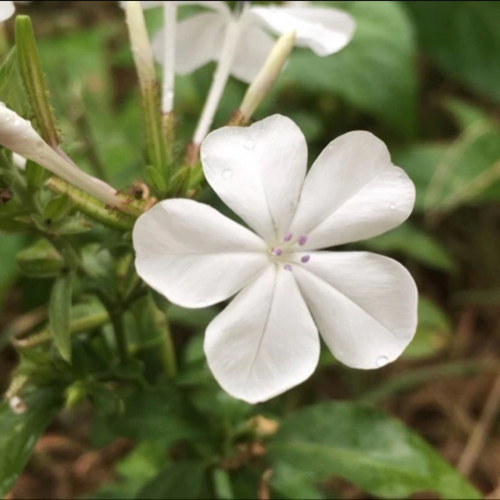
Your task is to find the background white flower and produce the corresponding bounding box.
[133,115,418,404]
[0,2,15,22]
[144,0,356,83]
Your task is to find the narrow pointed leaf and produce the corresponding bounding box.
[49,271,73,362]
[268,402,480,499]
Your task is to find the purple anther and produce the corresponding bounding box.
[272,248,283,256]
[298,235,308,246]
[301,255,311,263]
[284,233,293,242]
[284,264,293,271]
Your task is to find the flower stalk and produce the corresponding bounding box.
[126,1,170,192]
[0,104,136,213]
[235,30,296,126]
[46,176,137,231]
[192,12,247,149]
[161,2,177,115]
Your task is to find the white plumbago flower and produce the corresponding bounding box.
[0,2,15,22]
[142,0,355,84]
[133,115,418,404]
[0,1,31,23]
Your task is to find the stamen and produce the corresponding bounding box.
[284,233,293,242]
[272,248,283,256]
[284,264,292,271]
[298,235,308,246]
[301,255,311,263]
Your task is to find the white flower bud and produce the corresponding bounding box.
[126,0,156,92]
[0,104,121,208]
[239,30,296,122]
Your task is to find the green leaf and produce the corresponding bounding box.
[397,123,500,215]
[43,195,73,221]
[136,461,207,500]
[283,1,417,134]
[0,387,62,496]
[54,216,94,235]
[268,402,480,499]
[15,16,59,146]
[404,297,452,360]
[363,223,456,273]
[49,271,73,362]
[0,47,25,114]
[17,239,64,278]
[98,385,202,447]
[25,160,50,192]
[271,463,327,500]
[443,98,496,131]
[0,234,23,304]
[405,1,500,103]
[212,469,234,500]
[116,441,167,495]
[395,144,447,212]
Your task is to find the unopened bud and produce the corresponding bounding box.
[0,104,122,209]
[239,30,296,124]
[126,1,156,93]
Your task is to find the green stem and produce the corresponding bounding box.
[143,82,170,190]
[46,176,136,230]
[109,309,129,363]
[14,310,109,348]
[0,24,8,60]
[151,299,177,379]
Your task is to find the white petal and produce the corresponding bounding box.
[201,115,308,244]
[251,5,355,56]
[0,1,14,22]
[293,252,418,370]
[289,131,415,250]
[153,12,227,74]
[133,199,268,308]
[205,265,319,404]
[231,24,275,84]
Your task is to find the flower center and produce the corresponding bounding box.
[269,233,311,271]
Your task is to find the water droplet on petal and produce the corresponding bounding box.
[201,151,208,161]
[244,139,255,150]
[376,356,389,368]
[222,169,232,180]
[390,203,396,211]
